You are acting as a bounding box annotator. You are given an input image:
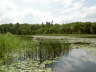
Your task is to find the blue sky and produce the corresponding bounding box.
[0,0,96,24]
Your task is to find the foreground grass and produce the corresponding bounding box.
[0,33,70,72]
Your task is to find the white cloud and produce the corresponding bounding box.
[0,0,96,24]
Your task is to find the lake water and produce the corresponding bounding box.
[53,45,96,72]
[31,36,96,72]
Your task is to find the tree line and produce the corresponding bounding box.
[0,22,96,35]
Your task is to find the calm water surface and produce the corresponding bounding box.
[53,48,96,72]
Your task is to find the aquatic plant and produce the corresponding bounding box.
[38,39,70,63]
[0,33,70,67]
[0,33,24,64]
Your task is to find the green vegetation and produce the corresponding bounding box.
[0,33,22,64]
[0,22,96,35]
[38,39,70,63]
[0,21,96,72]
[0,33,38,65]
[0,33,70,72]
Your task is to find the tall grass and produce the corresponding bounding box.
[38,39,70,63]
[0,33,24,64]
[0,33,70,65]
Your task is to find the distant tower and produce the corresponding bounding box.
[42,22,44,24]
[51,20,53,24]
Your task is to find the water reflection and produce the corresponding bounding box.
[54,48,96,72]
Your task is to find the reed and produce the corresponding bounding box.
[0,33,70,65]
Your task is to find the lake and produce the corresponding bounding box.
[53,47,96,72]
[34,36,96,72]
[0,35,96,72]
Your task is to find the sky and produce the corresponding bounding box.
[0,0,96,24]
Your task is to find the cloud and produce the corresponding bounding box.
[0,0,96,24]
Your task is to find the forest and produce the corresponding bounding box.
[0,22,96,35]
